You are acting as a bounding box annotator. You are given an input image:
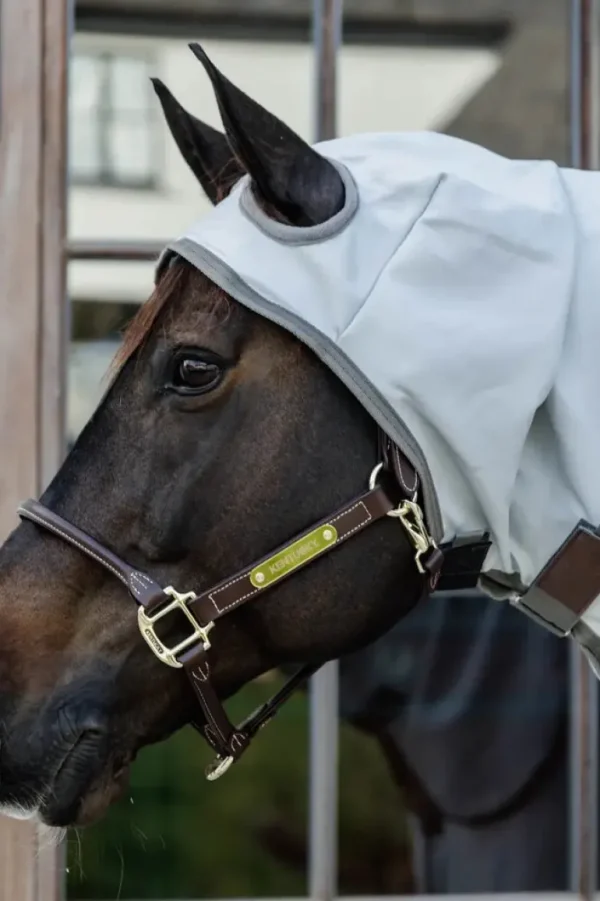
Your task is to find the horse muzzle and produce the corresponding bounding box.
[0,684,124,826]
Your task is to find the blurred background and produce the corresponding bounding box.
[26,0,586,897]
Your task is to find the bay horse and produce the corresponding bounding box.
[0,44,597,829]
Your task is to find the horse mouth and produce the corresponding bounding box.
[39,733,130,827]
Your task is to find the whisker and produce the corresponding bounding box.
[115,843,125,901]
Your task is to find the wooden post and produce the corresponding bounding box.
[0,0,70,897]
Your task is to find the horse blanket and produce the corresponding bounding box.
[156,130,600,655]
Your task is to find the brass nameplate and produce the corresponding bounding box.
[250,524,338,589]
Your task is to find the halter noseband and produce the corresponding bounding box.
[17,436,442,780]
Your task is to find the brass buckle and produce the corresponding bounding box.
[205,754,234,782]
[369,463,437,575]
[137,586,214,669]
[389,499,437,575]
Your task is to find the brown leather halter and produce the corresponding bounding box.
[17,435,443,780]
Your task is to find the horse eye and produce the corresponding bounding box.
[169,355,222,395]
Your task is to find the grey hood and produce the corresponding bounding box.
[157,129,600,634]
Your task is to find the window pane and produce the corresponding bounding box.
[70,55,103,112]
[108,57,150,112]
[68,52,158,186]
[69,115,101,179]
[107,118,153,183]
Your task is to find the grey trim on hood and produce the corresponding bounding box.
[163,237,444,543]
[239,160,360,244]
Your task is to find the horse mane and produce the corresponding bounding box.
[110,257,231,378]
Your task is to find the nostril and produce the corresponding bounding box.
[50,726,110,815]
[56,705,107,748]
[71,729,107,755]
[78,716,108,736]
[55,726,108,774]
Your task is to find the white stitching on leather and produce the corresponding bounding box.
[330,500,371,535]
[20,509,126,586]
[394,444,418,495]
[131,571,155,587]
[192,661,210,682]
[191,668,226,742]
[209,501,372,617]
[130,571,159,598]
[230,733,244,752]
[20,508,165,603]
[209,571,259,615]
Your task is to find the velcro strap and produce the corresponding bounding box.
[437,532,492,591]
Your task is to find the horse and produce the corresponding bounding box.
[0,43,598,830]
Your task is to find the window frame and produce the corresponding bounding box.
[69,48,161,191]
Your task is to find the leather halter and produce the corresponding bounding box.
[17,436,443,780]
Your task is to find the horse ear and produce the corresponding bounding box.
[151,77,244,205]
[188,43,345,227]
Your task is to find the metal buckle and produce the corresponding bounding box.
[205,755,234,782]
[389,499,437,575]
[369,462,384,490]
[369,463,437,575]
[137,586,214,669]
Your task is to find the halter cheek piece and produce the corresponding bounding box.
[17,434,443,781]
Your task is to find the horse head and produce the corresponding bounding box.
[0,46,428,827]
